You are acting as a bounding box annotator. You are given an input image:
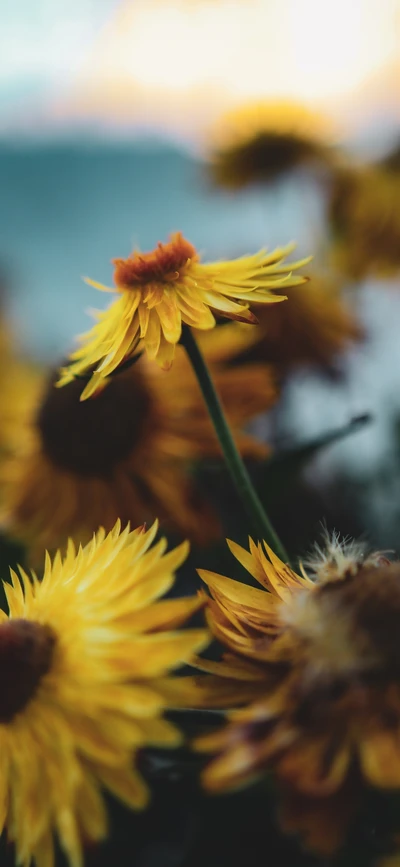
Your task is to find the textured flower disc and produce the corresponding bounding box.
[57,232,310,398]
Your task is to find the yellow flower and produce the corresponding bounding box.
[0,320,43,462]
[194,533,400,855]
[329,165,400,280]
[208,100,335,189]
[1,327,275,560]
[0,519,208,867]
[57,232,309,398]
[233,272,363,374]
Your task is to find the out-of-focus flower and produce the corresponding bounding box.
[329,166,400,280]
[233,272,363,375]
[194,532,400,855]
[1,328,275,559]
[57,233,309,397]
[380,853,400,867]
[379,141,400,174]
[0,519,208,867]
[208,100,336,190]
[0,322,43,460]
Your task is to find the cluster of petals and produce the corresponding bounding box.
[193,535,400,855]
[57,233,309,398]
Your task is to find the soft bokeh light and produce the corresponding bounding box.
[1,0,400,142]
[61,0,400,143]
[84,0,397,100]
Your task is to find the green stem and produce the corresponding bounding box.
[181,326,289,563]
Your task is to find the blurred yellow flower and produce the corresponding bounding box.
[57,232,309,397]
[194,533,400,855]
[209,100,335,189]
[238,272,363,374]
[1,327,275,559]
[329,166,400,280]
[0,519,208,867]
[0,322,43,461]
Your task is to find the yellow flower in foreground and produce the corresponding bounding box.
[1,327,275,559]
[194,534,400,855]
[209,100,335,189]
[0,519,207,867]
[57,232,309,397]
[329,166,400,280]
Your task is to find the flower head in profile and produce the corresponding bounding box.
[0,519,207,867]
[193,532,400,855]
[1,327,275,560]
[209,100,335,189]
[329,166,400,280]
[57,233,309,398]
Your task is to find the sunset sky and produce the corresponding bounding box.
[1,0,400,145]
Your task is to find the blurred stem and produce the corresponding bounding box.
[181,325,289,563]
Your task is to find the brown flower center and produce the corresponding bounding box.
[37,367,153,476]
[0,618,56,722]
[113,233,196,288]
[314,562,400,674]
[218,132,318,183]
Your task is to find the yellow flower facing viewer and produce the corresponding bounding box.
[1,327,275,560]
[193,533,400,855]
[57,233,310,398]
[0,519,208,867]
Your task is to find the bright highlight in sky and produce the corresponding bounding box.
[80,0,399,102]
[1,0,399,138]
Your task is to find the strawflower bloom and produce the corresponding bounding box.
[329,166,400,280]
[1,328,275,559]
[0,519,208,867]
[209,100,335,189]
[193,532,400,855]
[57,232,309,397]
[232,271,363,375]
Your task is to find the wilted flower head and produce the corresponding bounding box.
[194,532,400,855]
[0,519,208,867]
[209,100,335,189]
[57,233,309,397]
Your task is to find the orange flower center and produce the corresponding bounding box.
[0,618,55,722]
[37,366,153,476]
[113,233,197,288]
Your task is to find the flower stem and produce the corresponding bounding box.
[181,326,289,562]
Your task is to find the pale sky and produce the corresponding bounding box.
[1,0,400,142]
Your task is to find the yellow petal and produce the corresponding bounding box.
[98,765,150,810]
[360,729,400,788]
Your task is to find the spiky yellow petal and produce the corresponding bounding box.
[0,520,208,867]
[57,233,309,397]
